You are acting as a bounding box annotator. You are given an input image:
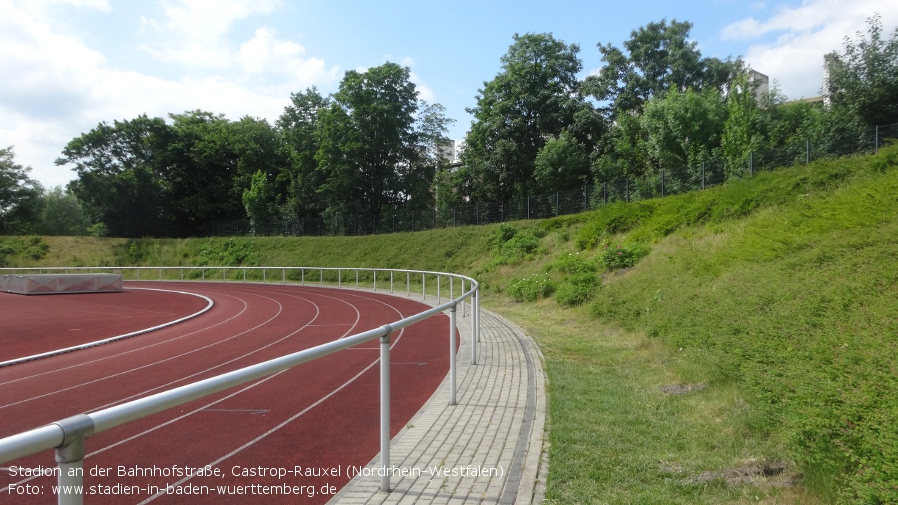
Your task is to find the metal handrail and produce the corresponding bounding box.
[0,266,480,504]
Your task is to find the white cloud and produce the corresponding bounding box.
[722,0,898,99]
[237,28,339,91]
[138,0,282,68]
[0,0,341,188]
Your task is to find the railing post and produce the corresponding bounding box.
[449,304,457,406]
[380,327,392,492]
[471,287,478,366]
[54,414,94,505]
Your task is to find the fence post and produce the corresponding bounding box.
[380,328,392,492]
[603,181,607,205]
[702,162,706,190]
[472,287,479,365]
[876,125,880,153]
[750,151,754,176]
[625,177,630,202]
[806,139,810,165]
[661,168,665,197]
[449,305,457,406]
[54,414,94,505]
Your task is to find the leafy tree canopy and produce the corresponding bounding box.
[825,13,898,128]
[584,18,743,118]
[0,146,43,234]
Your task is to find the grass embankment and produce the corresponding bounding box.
[2,144,897,504]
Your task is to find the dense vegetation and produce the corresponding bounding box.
[2,16,896,238]
[3,144,897,503]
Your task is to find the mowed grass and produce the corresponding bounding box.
[3,144,897,504]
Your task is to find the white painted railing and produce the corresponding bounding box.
[0,266,480,504]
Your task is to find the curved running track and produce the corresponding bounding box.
[0,281,455,504]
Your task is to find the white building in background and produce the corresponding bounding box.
[436,139,456,163]
[749,69,770,103]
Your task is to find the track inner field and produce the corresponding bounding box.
[0,289,210,363]
[0,281,457,504]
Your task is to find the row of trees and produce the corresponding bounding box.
[2,15,896,237]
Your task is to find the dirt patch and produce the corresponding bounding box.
[659,382,707,395]
[684,459,801,488]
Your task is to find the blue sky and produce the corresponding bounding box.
[2,0,897,188]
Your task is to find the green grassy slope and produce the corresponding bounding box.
[3,144,897,504]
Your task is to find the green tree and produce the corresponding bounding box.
[720,72,763,172]
[59,115,174,238]
[640,86,726,172]
[35,186,89,236]
[534,131,591,192]
[462,33,594,203]
[0,146,43,234]
[584,19,743,119]
[825,13,898,128]
[315,62,421,216]
[276,87,330,221]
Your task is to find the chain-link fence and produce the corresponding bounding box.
[206,123,897,237]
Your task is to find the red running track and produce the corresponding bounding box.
[0,281,456,504]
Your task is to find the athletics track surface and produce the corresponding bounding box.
[0,281,455,504]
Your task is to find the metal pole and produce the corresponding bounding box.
[475,287,481,343]
[449,305,457,406]
[461,279,466,318]
[379,329,392,492]
[471,287,478,366]
[54,414,94,505]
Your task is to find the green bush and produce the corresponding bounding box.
[488,224,547,266]
[506,273,556,302]
[555,272,601,307]
[0,236,49,265]
[546,251,596,275]
[196,238,259,266]
[600,241,649,270]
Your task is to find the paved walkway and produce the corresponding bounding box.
[330,298,547,505]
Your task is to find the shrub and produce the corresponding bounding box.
[555,272,601,307]
[506,273,556,302]
[488,225,547,266]
[600,241,649,270]
[546,251,596,275]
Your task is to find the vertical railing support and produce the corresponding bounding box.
[449,305,457,406]
[53,414,94,505]
[471,287,478,366]
[379,327,392,492]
